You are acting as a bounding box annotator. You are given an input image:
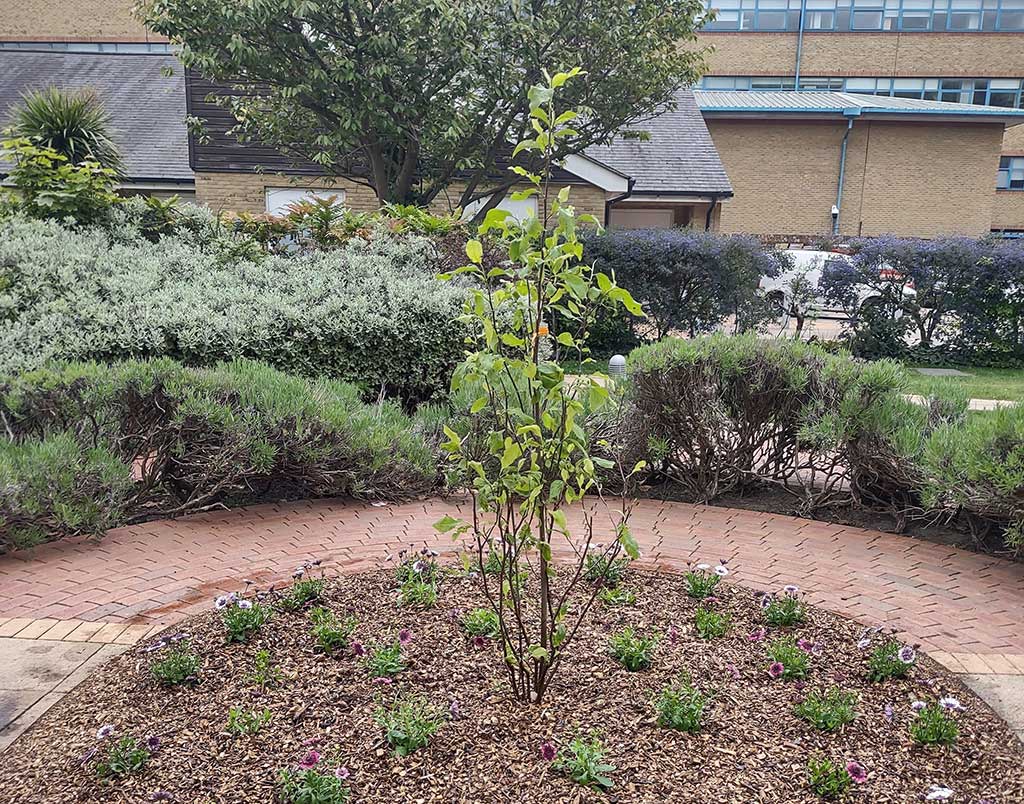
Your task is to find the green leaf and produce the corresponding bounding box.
[556,332,575,347]
[617,523,640,560]
[538,541,552,562]
[433,515,462,533]
[470,396,488,414]
[466,239,483,264]
[528,645,550,661]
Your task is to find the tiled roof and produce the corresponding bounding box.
[585,89,733,197]
[694,90,1024,122]
[0,51,192,182]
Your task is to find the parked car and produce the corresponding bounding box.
[759,248,915,336]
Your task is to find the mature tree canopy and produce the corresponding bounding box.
[140,0,709,212]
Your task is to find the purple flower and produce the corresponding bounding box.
[293,568,305,579]
[768,662,785,679]
[796,638,814,653]
[96,724,115,739]
[351,641,367,657]
[846,761,868,784]
[703,596,720,606]
[145,735,161,753]
[298,750,320,769]
[938,696,963,711]
[747,627,766,643]
[856,637,872,650]
[727,663,740,680]
[794,680,806,692]
[237,599,253,610]
[783,584,799,595]
[412,560,425,574]
[883,703,894,722]
[668,626,681,643]
[471,635,486,649]
[925,785,954,801]
[449,699,462,720]
[911,700,927,712]
[398,629,413,646]
[334,766,350,780]
[540,741,557,762]
[759,595,773,610]
[79,746,98,765]
[214,595,230,610]
[898,645,917,664]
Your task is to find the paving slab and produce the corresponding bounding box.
[961,673,1024,742]
[914,367,973,377]
[0,639,102,692]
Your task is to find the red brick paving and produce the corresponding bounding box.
[1,497,1022,655]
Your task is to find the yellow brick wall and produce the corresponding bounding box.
[700,32,1024,78]
[1004,125,1024,154]
[708,118,1003,237]
[195,172,612,224]
[992,192,1024,230]
[0,0,161,41]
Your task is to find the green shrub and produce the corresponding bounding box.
[865,638,915,683]
[226,706,272,736]
[221,598,273,644]
[694,605,730,639]
[551,732,616,791]
[277,765,349,804]
[0,432,131,553]
[794,688,857,731]
[766,637,810,681]
[806,756,852,799]
[626,334,906,507]
[0,215,466,405]
[278,578,326,612]
[0,358,438,539]
[309,607,356,654]
[909,702,959,745]
[582,554,630,587]
[461,608,501,639]
[363,642,406,678]
[598,587,636,607]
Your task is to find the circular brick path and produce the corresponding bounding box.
[2,497,1023,674]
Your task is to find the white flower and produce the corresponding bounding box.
[214,595,230,610]
[292,568,305,579]
[938,696,963,711]
[783,584,799,595]
[96,724,115,739]
[237,599,253,610]
[898,645,917,664]
[925,785,954,800]
[911,700,927,712]
[714,565,729,577]
[696,563,711,571]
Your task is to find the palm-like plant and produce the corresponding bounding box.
[13,87,124,176]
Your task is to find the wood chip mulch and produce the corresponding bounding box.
[1,567,1022,803]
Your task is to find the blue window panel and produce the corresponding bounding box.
[1000,157,1024,190]
[703,0,1024,29]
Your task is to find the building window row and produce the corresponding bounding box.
[0,41,172,54]
[998,156,1024,190]
[700,76,1024,106]
[703,0,1024,32]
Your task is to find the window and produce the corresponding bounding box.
[265,188,346,216]
[702,0,1024,29]
[998,157,1024,190]
[699,76,1024,108]
[0,41,173,53]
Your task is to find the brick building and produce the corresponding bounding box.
[2,1,1023,236]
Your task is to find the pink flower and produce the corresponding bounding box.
[768,662,785,679]
[846,761,868,784]
[727,663,740,680]
[351,641,367,657]
[540,741,556,761]
[334,766,350,780]
[797,638,814,653]
[398,629,413,646]
[372,676,393,685]
[747,627,766,643]
[298,750,321,769]
[471,635,486,649]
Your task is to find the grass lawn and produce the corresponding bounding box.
[903,366,1024,402]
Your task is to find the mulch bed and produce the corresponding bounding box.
[1,567,1022,803]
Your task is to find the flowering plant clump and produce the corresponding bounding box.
[374,692,445,756]
[761,585,807,626]
[794,687,858,731]
[583,554,631,588]
[655,675,709,733]
[308,607,357,655]
[551,732,617,791]
[149,643,201,686]
[217,592,273,643]
[909,701,960,745]
[766,636,811,681]
[362,639,407,679]
[398,574,438,609]
[81,726,158,781]
[598,586,636,607]
[694,604,731,640]
[683,561,729,599]
[395,548,440,585]
[806,756,855,799]
[226,706,272,736]
[460,607,501,640]
[278,561,326,612]
[277,749,350,804]
[862,631,917,682]
[607,627,659,671]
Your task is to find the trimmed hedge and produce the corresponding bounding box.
[0,358,439,552]
[0,215,466,406]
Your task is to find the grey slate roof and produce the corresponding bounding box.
[694,90,1024,124]
[585,89,733,197]
[0,51,192,182]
